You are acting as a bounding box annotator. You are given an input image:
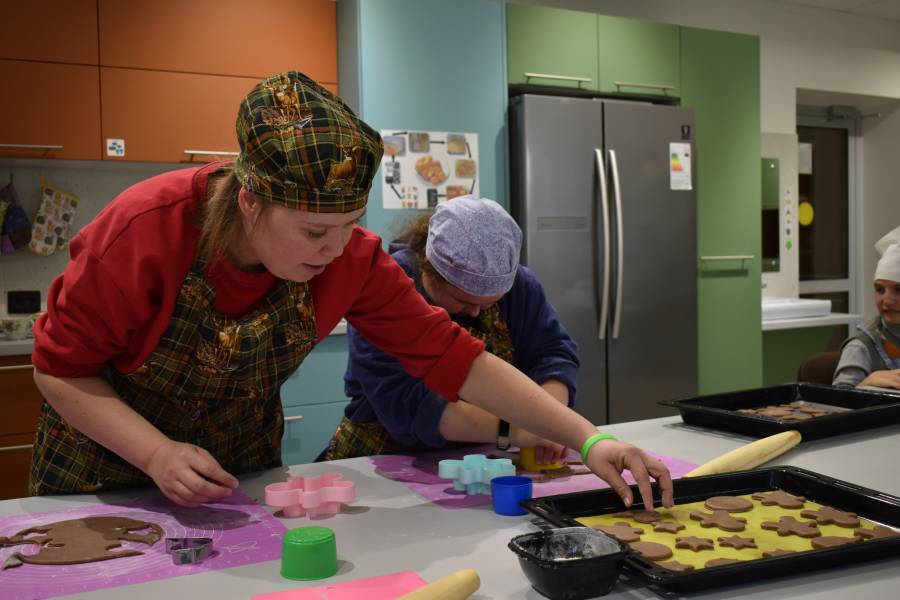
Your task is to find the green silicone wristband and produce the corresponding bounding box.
[581,433,618,464]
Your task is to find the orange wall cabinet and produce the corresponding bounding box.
[0,60,102,160]
[99,0,337,84]
[0,0,98,64]
[0,355,44,501]
[100,68,259,163]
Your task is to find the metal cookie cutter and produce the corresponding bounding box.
[165,537,214,565]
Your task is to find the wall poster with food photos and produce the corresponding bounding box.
[379,129,479,210]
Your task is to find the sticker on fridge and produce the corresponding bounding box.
[380,130,479,209]
[669,142,692,191]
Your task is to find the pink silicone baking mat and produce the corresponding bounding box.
[0,489,286,599]
[370,445,697,509]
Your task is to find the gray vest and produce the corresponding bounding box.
[841,317,900,371]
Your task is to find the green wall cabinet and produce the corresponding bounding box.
[597,15,680,97]
[507,4,680,97]
[681,27,762,394]
[507,3,598,89]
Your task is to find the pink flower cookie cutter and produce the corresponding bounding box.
[438,454,516,495]
[264,472,356,518]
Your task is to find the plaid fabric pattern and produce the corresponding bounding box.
[324,304,514,461]
[233,71,384,213]
[29,260,318,496]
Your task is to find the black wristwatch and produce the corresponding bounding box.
[496,419,511,451]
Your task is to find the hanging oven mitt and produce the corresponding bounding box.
[28,179,79,256]
[1,174,31,254]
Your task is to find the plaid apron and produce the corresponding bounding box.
[29,259,318,495]
[323,303,514,460]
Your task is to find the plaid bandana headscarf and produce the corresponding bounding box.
[233,71,384,213]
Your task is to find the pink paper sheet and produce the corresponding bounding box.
[370,445,697,509]
[251,570,427,599]
[0,489,285,600]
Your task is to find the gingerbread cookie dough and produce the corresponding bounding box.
[855,525,900,540]
[752,490,806,509]
[762,548,797,558]
[761,516,820,538]
[675,536,715,552]
[0,516,163,570]
[593,522,644,543]
[811,535,861,549]
[658,560,695,572]
[612,509,662,524]
[630,541,673,561]
[705,496,753,513]
[690,509,747,532]
[717,535,757,550]
[653,521,686,534]
[800,506,860,528]
[705,558,744,568]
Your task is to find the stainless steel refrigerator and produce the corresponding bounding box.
[509,94,697,425]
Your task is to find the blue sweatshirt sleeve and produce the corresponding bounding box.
[502,266,580,406]
[343,322,450,448]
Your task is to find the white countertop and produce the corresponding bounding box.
[762,312,863,331]
[2,416,899,599]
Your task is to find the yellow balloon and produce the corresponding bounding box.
[798,201,815,226]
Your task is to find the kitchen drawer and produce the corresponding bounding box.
[0,60,102,160]
[281,401,348,466]
[0,432,35,500]
[280,336,349,408]
[0,355,44,437]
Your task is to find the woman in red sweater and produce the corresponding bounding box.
[30,71,672,509]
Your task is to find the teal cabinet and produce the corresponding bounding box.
[507,5,680,97]
[680,27,762,394]
[279,335,349,464]
[597,15,680,97]
[506,3,598,89]
[281,401,348,465]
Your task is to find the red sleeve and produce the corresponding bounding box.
[312,228,485,402]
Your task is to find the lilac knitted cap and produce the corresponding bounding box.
[425,195,522,297]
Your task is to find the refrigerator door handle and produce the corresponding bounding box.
[609,149,624,339]
[595,148,611,341]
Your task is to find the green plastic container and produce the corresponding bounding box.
[280,526,338,581]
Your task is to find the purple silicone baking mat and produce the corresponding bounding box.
[0,489,286,599]
[370,445,697,509]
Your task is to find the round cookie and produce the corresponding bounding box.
[612,509,662,524]
[690,509,747,532]
[756,407,794,418]
[653,521,686,534]
[629,541,673,561]
[717,535,757,550]
[854,525,900,540]
[761,516,820,538]
[658,560,695,572]
[593,522,644,543]
[705,558,744,568]
[675,536,715,551]
[752,490,806,509]
[800,506,860,528]
[812,535,862,549]
[704,496,753,513]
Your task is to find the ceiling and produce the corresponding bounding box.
[770,0,900,22]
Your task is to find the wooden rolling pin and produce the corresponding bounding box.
[396,568,480,600]
[682,430,802,477]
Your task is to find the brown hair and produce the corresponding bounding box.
[395,212,448,287]
[198,168,270,266]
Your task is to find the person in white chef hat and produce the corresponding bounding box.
[833,226,900,389]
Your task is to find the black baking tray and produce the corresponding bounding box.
[521,466,900,593]
[659,383,900,440]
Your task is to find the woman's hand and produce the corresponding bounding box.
[858,369,900,390]
[145,441,238,507]
[584,439,674,509]
[510,427,568,464]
